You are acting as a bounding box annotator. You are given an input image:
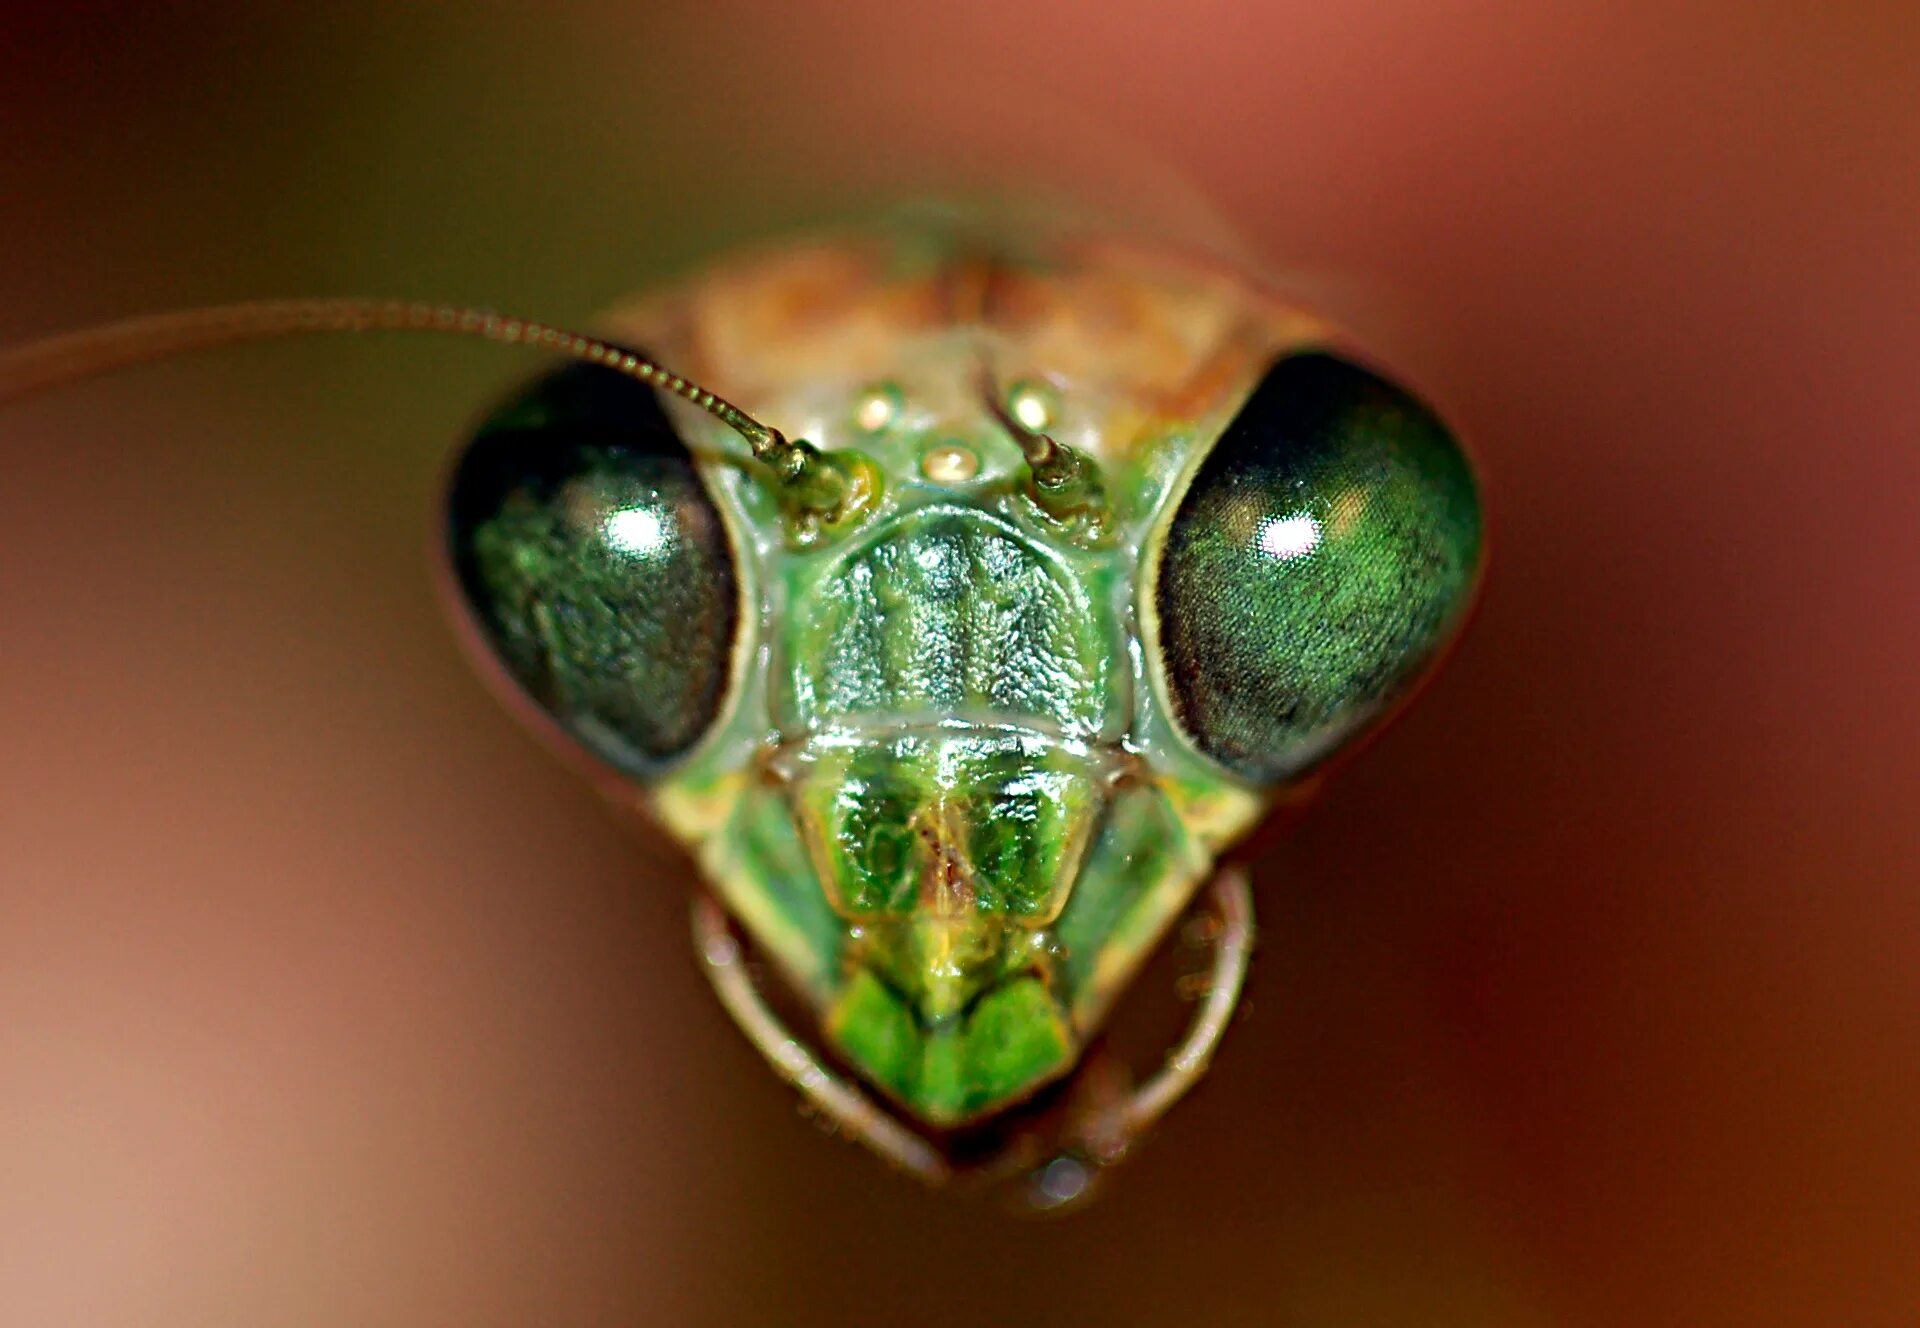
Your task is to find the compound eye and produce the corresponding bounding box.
[446,361,740,779]
[1154,351,1483,784]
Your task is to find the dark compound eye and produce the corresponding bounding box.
[1154,352,1483,784]
[446,360,740,779]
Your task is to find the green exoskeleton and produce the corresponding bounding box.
[0,221,1483,1207]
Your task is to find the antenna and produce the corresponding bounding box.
[0,297,867,520]
[977,367,1106,529]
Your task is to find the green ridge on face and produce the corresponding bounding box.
[771,501,1125,1123]
[447,363,739,778]
[788,734,1101,920]
[1156,352,1483,784]
[786,508,1113,736]
[830,970,920,1103]
[828,963,1073,1126]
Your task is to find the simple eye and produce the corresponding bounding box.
[446,361,740,779]
[1153,351,1483,784]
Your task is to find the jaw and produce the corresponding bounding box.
[666,732,1268,1131]
[826,964,1077,1128]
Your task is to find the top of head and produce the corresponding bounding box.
[445,218,1483,802]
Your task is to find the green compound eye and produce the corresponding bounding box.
[446,361,740,779]
[1154,352,1483,785]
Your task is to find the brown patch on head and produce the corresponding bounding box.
[913,800,977,919]
[596,224,1336,467]
[683,240,949,395]
[981,249,1253,393]
[1148,313,1276,423]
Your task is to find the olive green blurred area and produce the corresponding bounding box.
[2,4,1917,1325]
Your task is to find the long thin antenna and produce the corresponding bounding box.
[0,297,860,517]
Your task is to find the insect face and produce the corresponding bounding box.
[438,227,1484,1161]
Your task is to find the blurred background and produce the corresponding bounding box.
[1,3,1916,1324]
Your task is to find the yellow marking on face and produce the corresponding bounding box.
[921,443,980,484]
[855,383,902,433]
[1007,379,1058,432]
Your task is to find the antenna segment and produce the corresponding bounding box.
[0,297,867,521]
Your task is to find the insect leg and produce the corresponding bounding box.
[1084,866,1256,1160]
[690,892,951,1185]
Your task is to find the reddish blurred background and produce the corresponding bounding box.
[2,3,1916,1324]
